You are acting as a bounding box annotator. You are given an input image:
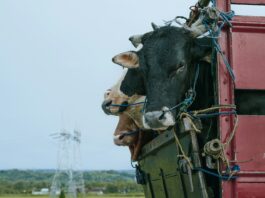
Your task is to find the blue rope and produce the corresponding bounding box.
[110,101,145,107]
[194,110,236,119]
[168,64,200,112]
[141,97,148,113]
[119,130,139,139]
[193,64,200,91]
[210,0,217,7]
[212,37,235,81]
[194,167,238,180]
[203,22,236,82]
[208,2,235,82]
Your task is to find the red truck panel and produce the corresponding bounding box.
[232,16,265,90]
[237,183,265,198]
[235,116,265,171]
[232,0,265,5]
[217,1,265,197]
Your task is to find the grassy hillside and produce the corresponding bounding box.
[0,169,135,183]
[0,195,144,198]
[0,169,142,195]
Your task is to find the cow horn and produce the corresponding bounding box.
[188,7,220,38]
[151,22,159,30]
[129,34,143,48]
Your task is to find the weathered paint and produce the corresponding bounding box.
[232,0,265,5]
[217,0,265,197]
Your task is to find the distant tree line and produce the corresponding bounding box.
[0,169,143,194]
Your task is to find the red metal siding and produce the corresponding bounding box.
[231,0,265,5]
[217,1,265,197]
[235,116,265,171]
[232,16,265,90]
[232,0,265,5]
[237,183,265,198]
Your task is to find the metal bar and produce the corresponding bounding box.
[178,169,189,198]
[190,131,209,198]
[160,169,169,198]
[147,174,155,198]
[138,130,174,159]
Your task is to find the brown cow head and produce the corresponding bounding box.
[114,113,156,161]
[102,70,141,115]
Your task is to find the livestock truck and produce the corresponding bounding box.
[135,0,265,197]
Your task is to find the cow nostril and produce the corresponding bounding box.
[158,111,165,121]
[105,100,112,107]
[118,101,128,113]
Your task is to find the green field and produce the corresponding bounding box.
[0,194,145,198]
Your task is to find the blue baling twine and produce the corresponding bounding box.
[193,63,200,91]
[192,110,236,119]
[204,0,236,82]
[194,167,238,180]
[110,101,145,107]
[168,64,200,112]
[210,0,217,7]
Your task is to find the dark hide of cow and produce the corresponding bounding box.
[120,68,145,97]
[114,26,213,130]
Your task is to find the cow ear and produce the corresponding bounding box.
[112,52,139,69]
[191,37,212,61]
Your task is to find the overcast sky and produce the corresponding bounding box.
[0,0,264,170]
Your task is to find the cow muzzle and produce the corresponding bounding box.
[113,131,138,146]
[101,100,128,115]
[143,107,176,130]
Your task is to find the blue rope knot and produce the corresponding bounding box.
[183,96,194,107]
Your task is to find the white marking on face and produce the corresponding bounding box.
[112,69,130,98]
[142,116,151,130]
[113,135,123,146]
[142,107,176,130]
[160,107,176,126]
[136,43,143,51]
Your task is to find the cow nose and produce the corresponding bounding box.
[143,108,175,130]
[113,135,123,146]
[101,100,112,114]
[144,111,164,122]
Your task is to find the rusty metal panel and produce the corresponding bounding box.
[234,116,265,172]
[232,0,265,5]
[232,16,265,90]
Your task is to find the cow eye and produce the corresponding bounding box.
[169,64,185,78]
[176,65,185,74]
[104,89,111,98]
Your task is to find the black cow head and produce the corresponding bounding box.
[113,26,211,130]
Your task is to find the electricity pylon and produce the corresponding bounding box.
[50,129,85,198]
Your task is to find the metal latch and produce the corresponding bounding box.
[135,165,146,185]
